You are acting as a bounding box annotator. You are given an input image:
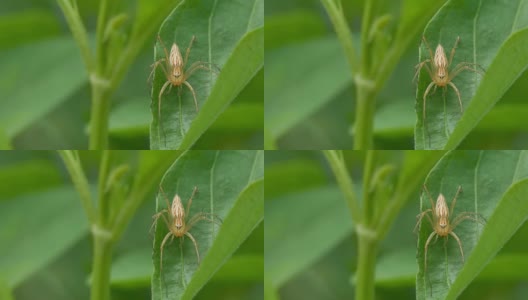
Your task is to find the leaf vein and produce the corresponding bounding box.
[245,0,258,34]
[510,0,524,34]
[209,151,219,238]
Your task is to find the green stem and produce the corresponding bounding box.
[355,232,378,300]
[362,150,376,223]
[58,150,96,223]
[89,85,111,149]
[320,0,358,75]
[360,0,374,75]
[95,0,109,73]
[56,0,94,71]
[353,85,376,150]
[323,150,360,222]
[98,151,112,225]
[90,233,114,300]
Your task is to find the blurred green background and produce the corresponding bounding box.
[265,150,528,299]
[0,0,263,149]
[264,0,528,149]
[0,151,263,299]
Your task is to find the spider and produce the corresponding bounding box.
[151,186,221,275]
[415,36,484,123]
[149,35,215,133]
[414,185,485,274]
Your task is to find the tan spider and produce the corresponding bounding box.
[149,35,215,131]
[415,36,484,123]
[414,185,485,274]
[151,186,221,274]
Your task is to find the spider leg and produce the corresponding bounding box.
[184,35,196,66]
[183,80,199,112]
[413,59,432,83]
[185,186,198,216]
[148,59,168,83]
[452,213,486,229]
[187,213,221,231]
[424,231,437,274]
[158,80,172,136]
[159,185,173,211]
[422,36,434,64]
[447,81,463,113]
[449,231,465,263]
[157,35,171,63]
[414,209,433,233]
[449,36,460,65]
[450,64,485,80]
[159,231,173,276]
[423,185,436,215]
[453,61,485,72]
[186,61,219,77]
[449,186,463,215]
[150,209,171,234]
[184,232,201,264]
[190,61,220,73]
[423,81,436,122]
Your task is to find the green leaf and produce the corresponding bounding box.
[415,0,528,149]
[265,185,353,287]
[443,179,528,299]
[0,187,89,287]
[150,0,263,149]
[477,253,528,281]
[265,36,352,140]
[0,10,60,50]
[264,277,279,300]
[374,247,416,287]
[376,150,444,239]
[210,254,263,282]
[264,10,326,50]
[416,150,528,299]
[0,160,62,201]
[264,158,326,199]
[0,278,14,300]
[376,252,528,287]
[110,248,151,288]
[152,150,263,300]
[109,97,150,138]
[0,37,86,139]
[177,29,263,150]
[0,129,11,150]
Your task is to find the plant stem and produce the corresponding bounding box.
[90,233,114,300]
[355,233,378,300]
[98,151,112,225]
[354,85,376,149]
[360,0,373,75]
[96,0,109,73]
[323,150,361,222]
[362,150,376,223]
[56,0,94,71]
[58,150,96,223]
[89,85,111,149]
[320,0,358,75]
